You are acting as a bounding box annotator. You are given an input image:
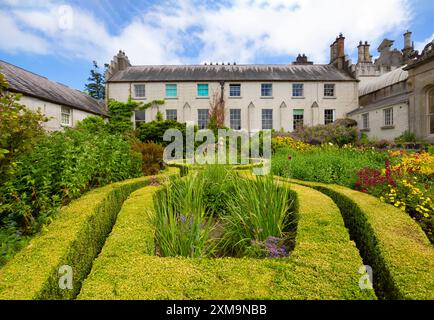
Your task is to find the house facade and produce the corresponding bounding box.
[105,35,359,133]
[348,37,434,142]
[0,60,107,131]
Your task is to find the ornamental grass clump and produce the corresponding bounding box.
[151,175,216,258]
[220,175,295,258]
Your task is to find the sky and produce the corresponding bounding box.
[0,0,433,91]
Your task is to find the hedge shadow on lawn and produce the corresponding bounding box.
[0,169,178,300]
[78,181,376,300]
[277,177,434,300]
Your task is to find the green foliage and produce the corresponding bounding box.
[0,176,154,299]
[0,125,142,265]
[281,178,434,300]
[272,145,387,188]
[0,72,48,183]
[155,110,164,122]
[107,98,165,134]
[78,182,375,300]
[84,61,105,100]
[75,115,107,132]
[152,175,216,258]
[395,130,416,143]
[428,145,434,155]
[130,138,165,175]
[137,119,187,146]
[220,175,295,258]
[293,123,357,146]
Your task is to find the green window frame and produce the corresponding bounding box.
[197,84,209,97]
[165,84,177,97]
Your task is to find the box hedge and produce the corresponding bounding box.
[78,181,376,300]
[277,177,434,300]
[0,169,178,300]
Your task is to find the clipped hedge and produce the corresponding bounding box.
[277,177,434,300]
[78,182,376,300]
[0,169,178,300]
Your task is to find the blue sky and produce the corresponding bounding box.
[0,0,433,91]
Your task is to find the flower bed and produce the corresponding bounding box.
[78,180,375,300]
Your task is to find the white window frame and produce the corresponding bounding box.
[362,113,369,130]
[134,110,146,129]
[261,83,273,97]
[60,106,72,127]
[262,109,273,130]
[324,84,336,97]
[229,84,241,97]
[197,109,209,129]
[166,109,178,121]
[229,109,241,130]
[292,83,304,97]
[383,107,394,126]
[293,109,304,130]
[134,84,146,99]
[428,88,434,135]
[324,109,336,125]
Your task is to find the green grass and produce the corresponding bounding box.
[277,177,434,300]
[0,169,178,300]
[78,181,375,300]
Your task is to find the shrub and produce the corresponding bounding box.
[137,120,187,146]
[280,177,434,300]
[0,72,48,183]
[78,181,375,300]
[395,130,416,143]
[130,138,165,175]
[293,124,357,146]
[271,135,311,153]
[0,126,142,265]
[0,176,154,299]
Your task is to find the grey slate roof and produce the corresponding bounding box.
[348,93,409,116]
[359,66,408,96]
[0,60,107,116]
[107,64,356,82]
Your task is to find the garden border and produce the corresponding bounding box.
[78,180,376,300]
[0,169,178,300]
[276,177,434,300]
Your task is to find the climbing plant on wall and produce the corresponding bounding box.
[107,97,165,134]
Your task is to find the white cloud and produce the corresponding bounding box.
[0,0,412,65]
[415,32,434,53]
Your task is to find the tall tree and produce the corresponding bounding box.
[84,61,105,100]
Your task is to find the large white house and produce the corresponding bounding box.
[0,60,107,131]
[105,34,359,133]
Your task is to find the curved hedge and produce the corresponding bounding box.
[0,169,178,300]
[276,177,434,300]
[78,182,376,300]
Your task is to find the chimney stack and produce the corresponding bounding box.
[364,41,372,63]
[337,33,345,58]
[357,41,364,63]
[404,30,412,49]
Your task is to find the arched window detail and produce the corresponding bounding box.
[429,88,434,135]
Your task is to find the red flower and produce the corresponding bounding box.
[288,155,292,160]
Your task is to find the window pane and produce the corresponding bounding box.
[292,84,304,97]
[324,109,335,124]
[166,109,177,121]
[362,113,369,129]
[230,109,241,130]
[198,109,209,129]
[197,84,209,97]
[262,109,273,130]
[430,115,434,134]
[229,84,241,97]
[429,89,434,114]
[166,84,177,97]
[293,109,304,130]
[61,107,71,125]
[261,84,272,97]
[134,85,145,97]
[383,108,393,126]
[324,84,335,97]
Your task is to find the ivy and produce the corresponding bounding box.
[107,97,165,134]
